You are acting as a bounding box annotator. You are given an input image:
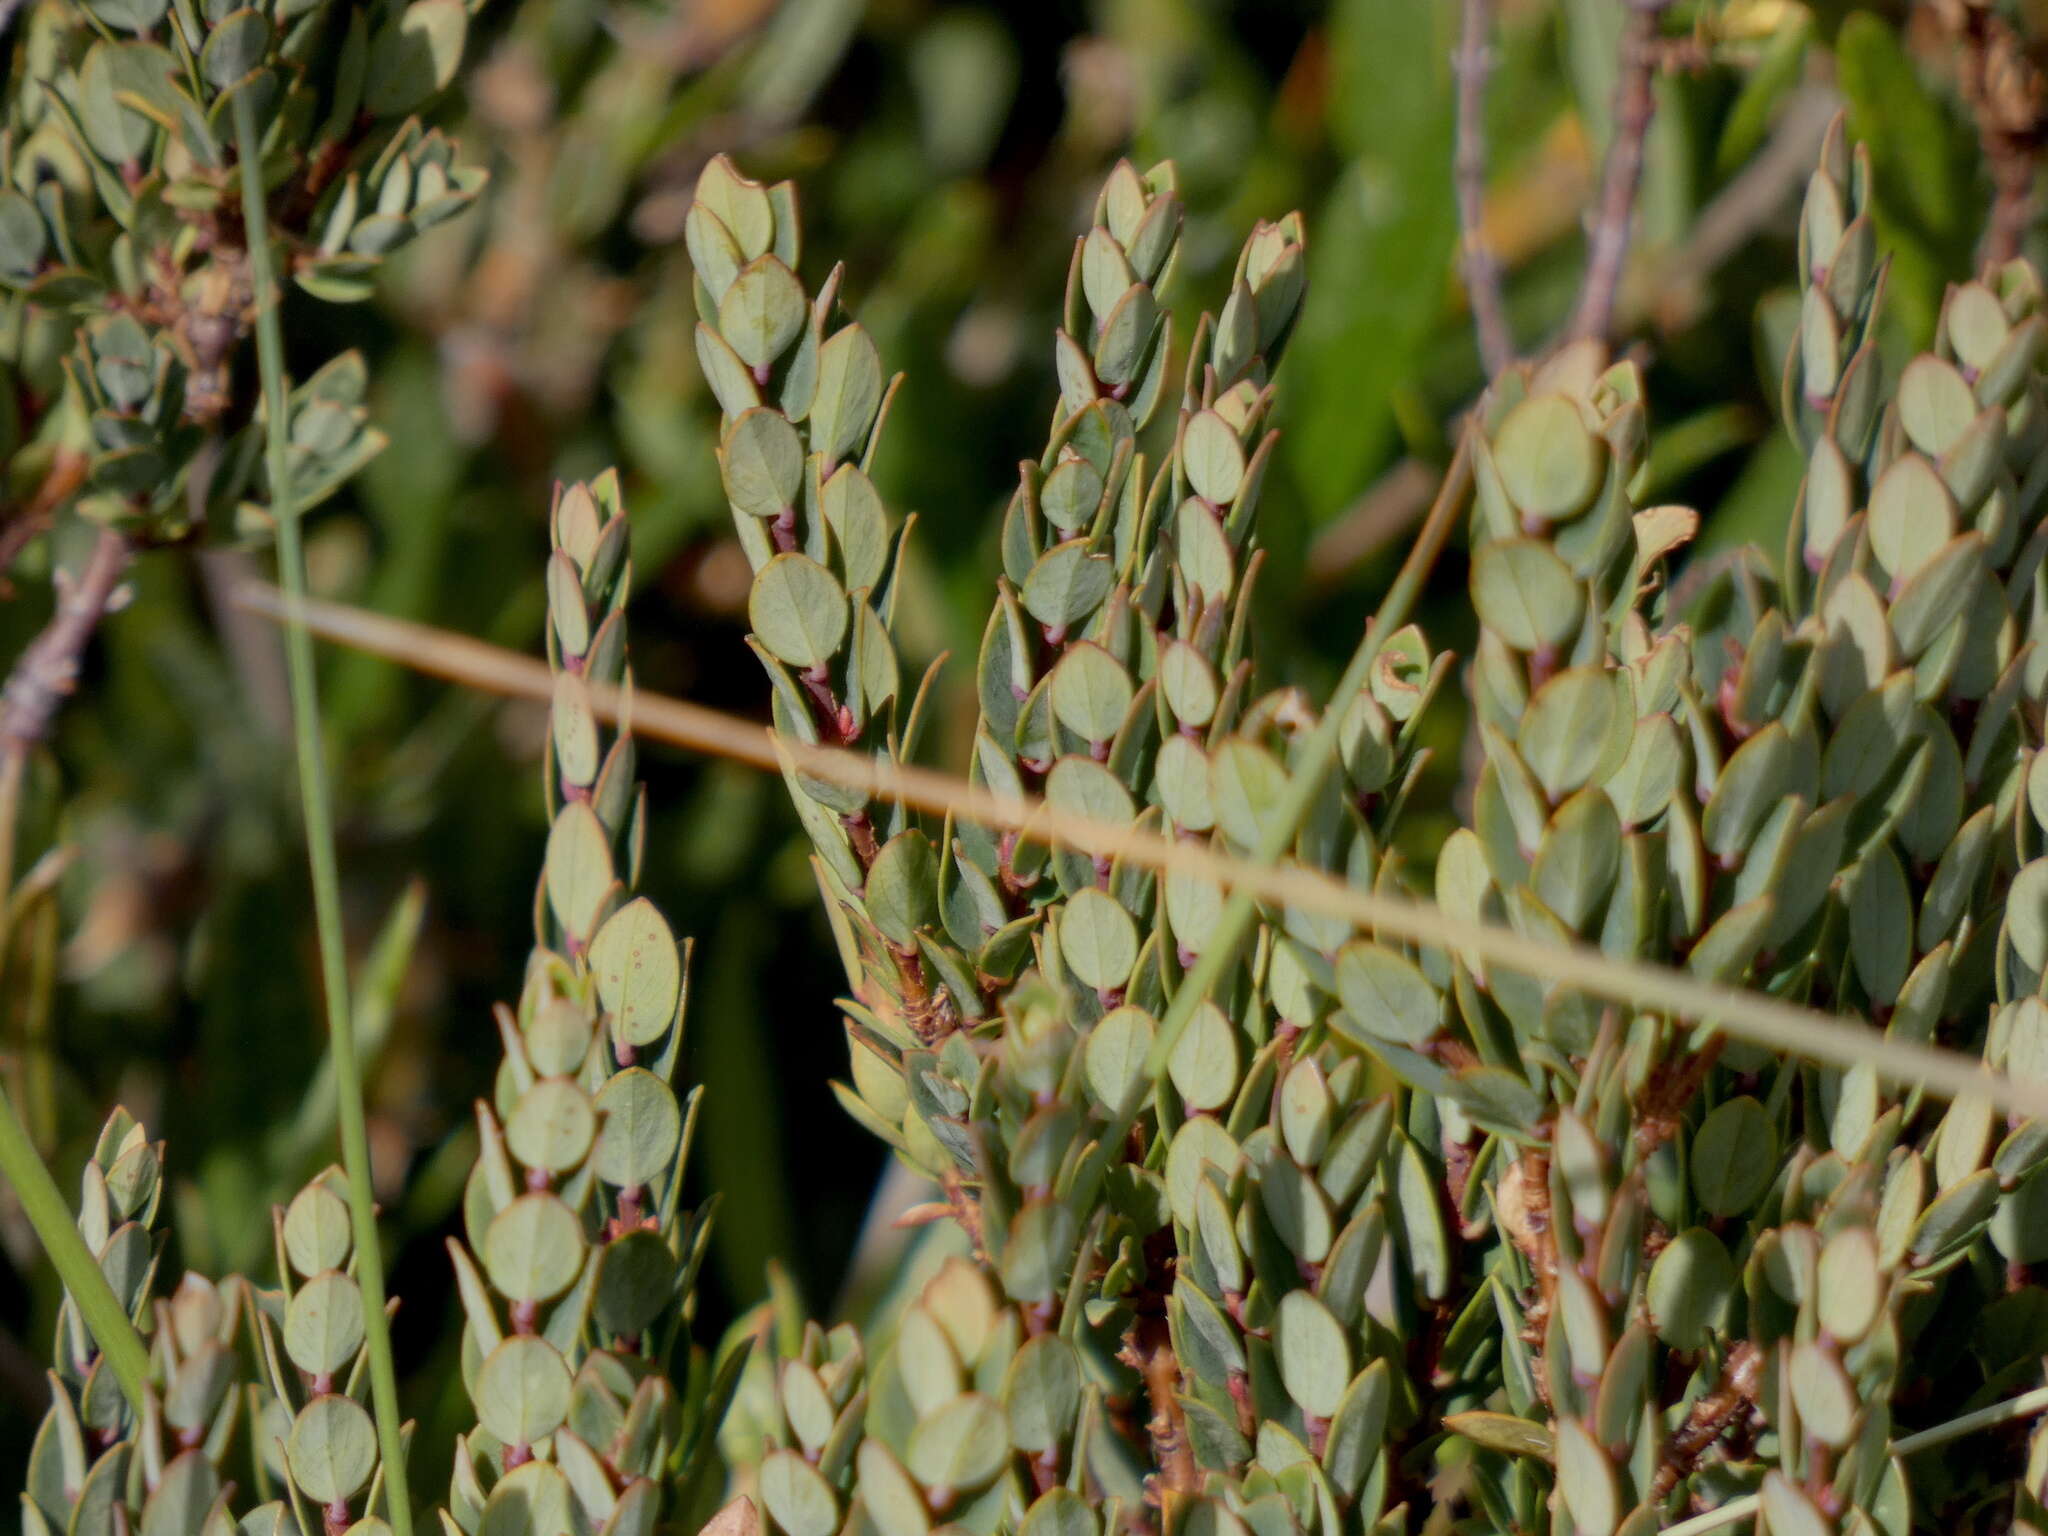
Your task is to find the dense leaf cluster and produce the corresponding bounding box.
[20,474,725,1536]
[713,122,2048,1536]
[23,7,2048,1536]
[0,0,483,543]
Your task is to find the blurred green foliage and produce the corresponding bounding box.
[0,0,2037,1500]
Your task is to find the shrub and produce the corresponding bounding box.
[11,5,2048,1536]
[701,135,2048,1536]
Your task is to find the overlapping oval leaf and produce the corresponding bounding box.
[589,898,682,1047]
[1184,411,1246,505]
[866,831,939,949]
[1494,395,1603,523]
[284,1271,366,1378]
[719,257,807,368]
[1553,1418,1620,1536]
[750,554,850,670]
[1021,542,1114,632]
[284,1182,353,1277]
[506,1078,598,1173]
[1167,1000,1238,1111]
[1333,941,1441,1046]
[1869,453,1957,582]
[484,1193,585,1304]
[760,1449,839,1536]
[1692,1096,1777,1216]
[1048,643,1133,744]
[1647,1227,1734,1350]
[722,409,804,520]
[905,1393,1010,1495]
[1209,740,1290,851]
[1085,1006,1155,1116]
[1060,887,1138,993]
[1040,457,1104,533]
[286,1395,377,1505]
[811,325,884,467]
[593,1228,677,1338]
[1273,1291,1349,1418]
[1003,1335,1082,1454]
[1470,538,1582,652]
[592,1068,683,1189]
[1898,354,1978,455]
[475,1334,572,1449]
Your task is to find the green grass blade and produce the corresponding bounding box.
[232,95,415,1536]
[0,1080,151,1412]
[272,881,426,1180]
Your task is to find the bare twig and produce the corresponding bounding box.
[1317,92,1827,589]
[0,527,133,763]
[1454,0,1515,376]
[234,580,2048,1125]
[0,526,131,959]
[1933,0,2046,264]
[1313,80,1828,599]
[1623,84,1838,335]
[1653,1341,1762,1501]
[1567,0,1677,347]
[1663,1383,2048,1536]
[1127,1303,1198,1500]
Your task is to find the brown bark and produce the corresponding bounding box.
[1128,1308,1197,1502]
[1933,0,2047,264]
[0,526,133,759]
[1653,1341,1763,1500]
[1454,0,1515,376]
[1567,0,1677,348]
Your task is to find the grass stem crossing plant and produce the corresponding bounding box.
[234,88,414,1536]
[0,1082,150,1412]
[24,6,2048,1536]
[235,583,2048,1122]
